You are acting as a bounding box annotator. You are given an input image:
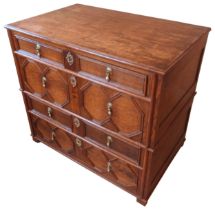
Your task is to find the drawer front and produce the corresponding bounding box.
[18,56,74,110]
[79,56,148,96]
[77,77,147,142]
[27,96,72,130]
[31,116,139,194]
[14,33,77,70]
[84,124,140,162]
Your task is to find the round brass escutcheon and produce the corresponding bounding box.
[75,138,82,147]
[70,76,77,87]
[66,51,74,66]
[74,118,80,128]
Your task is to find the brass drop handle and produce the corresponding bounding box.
[66,51,74,66]
[75,138,82,147]
[47,107,52,118]
[42,76,47,87]
[35,43,41,57]
[51,131,56,141]
[107,102,112,116]
[107,161,111,173]
[105,66,112,82]
[106,136,113,147]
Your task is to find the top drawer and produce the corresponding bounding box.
[14,34,77,70]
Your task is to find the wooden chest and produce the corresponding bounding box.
[5,4,210,205]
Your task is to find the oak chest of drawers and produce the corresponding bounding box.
[6,4,210,206]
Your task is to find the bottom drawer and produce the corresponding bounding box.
[30,115,139,195]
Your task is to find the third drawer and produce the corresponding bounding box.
[26,95,141,163]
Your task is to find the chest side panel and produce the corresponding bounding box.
[142,33,210,201]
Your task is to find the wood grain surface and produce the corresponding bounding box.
[6,4,210,73]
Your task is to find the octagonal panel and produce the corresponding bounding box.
[112,160,137,187]
[36,119,52,140]
[55,129,74,153]
[112,96,141,133]
[23,61,43,94]
[86,147,107,171]
[83,84,108,121]
[45,68,69,105]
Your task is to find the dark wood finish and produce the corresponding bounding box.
[5,4,210,206]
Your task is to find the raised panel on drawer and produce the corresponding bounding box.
[79,56,148,96]
[85,124,140,162]
[78,77,147,142]
[17,56,74,110]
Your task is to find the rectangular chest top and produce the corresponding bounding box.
[5,4,210,74]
